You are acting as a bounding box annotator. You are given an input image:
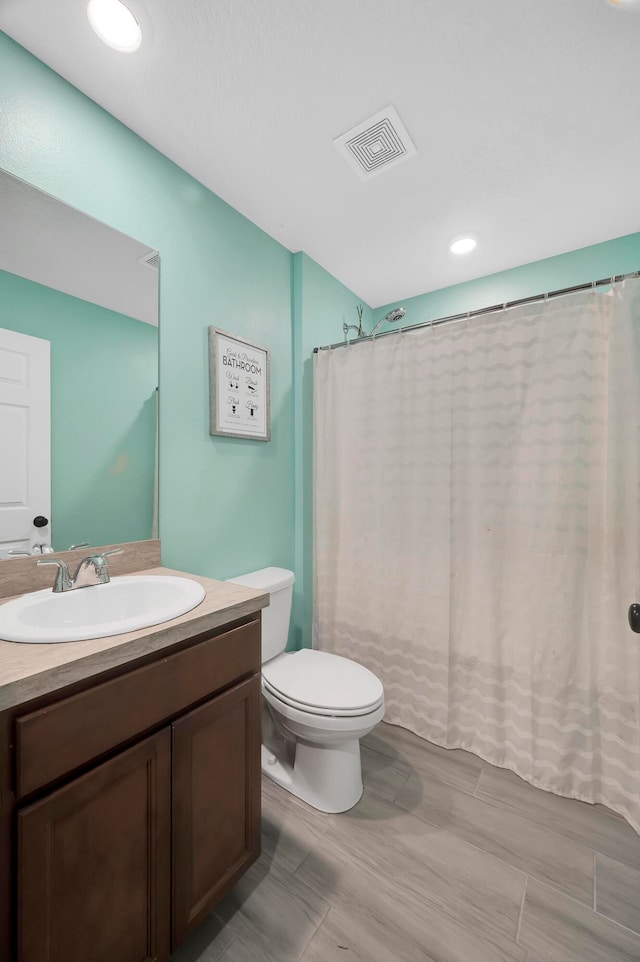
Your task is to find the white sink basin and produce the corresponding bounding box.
[0,575,206,644]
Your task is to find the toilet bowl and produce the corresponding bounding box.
[226,567,384,813]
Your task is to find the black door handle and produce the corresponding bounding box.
[629,604,640,633]
[33,515,49,528]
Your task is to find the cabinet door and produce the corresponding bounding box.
[172,675,261,946]
[18,729,171,962]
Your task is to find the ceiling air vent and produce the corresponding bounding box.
[138,250,160,271]
[333,105,417,181]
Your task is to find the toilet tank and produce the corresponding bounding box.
[226,567,295,663]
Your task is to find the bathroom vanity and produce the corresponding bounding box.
[0,564,268,962]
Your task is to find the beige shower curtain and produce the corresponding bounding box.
[313,280,640,830]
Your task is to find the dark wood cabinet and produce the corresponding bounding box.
[0,612,262,962]
[172,675,261,946]
[18,730,171,962]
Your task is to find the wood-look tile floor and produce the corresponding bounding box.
[171,722,640,962]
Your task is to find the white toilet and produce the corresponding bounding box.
[227,567,385,813]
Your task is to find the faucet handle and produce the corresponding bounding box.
[37,558,72,593]
[100,549,123,561]
[79,548,123,567]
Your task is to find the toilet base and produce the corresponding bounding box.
[261,740,363,814]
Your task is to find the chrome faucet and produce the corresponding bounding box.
[4,544,54,558]
[37,549,122,593]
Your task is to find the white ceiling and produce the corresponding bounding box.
[0,169,158,324]
[1,0,639,308]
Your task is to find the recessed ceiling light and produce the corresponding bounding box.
[606,0,640,10]
[87,0,142,52]
[449,236,477,255]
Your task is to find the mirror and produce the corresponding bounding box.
[0,169,159,558]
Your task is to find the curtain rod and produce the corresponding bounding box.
[313,270,640,353]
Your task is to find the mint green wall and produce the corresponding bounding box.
[0,32,294,581]
[378,233,640,333]
[0,269,157,551]
[291,252,371,649]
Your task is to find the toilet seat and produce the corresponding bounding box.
[263,682,386,735]
[263,682,384,718]
[262,649,384,718]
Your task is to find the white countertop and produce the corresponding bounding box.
[0,567,268,711]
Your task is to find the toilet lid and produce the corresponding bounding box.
[262,649,384,713]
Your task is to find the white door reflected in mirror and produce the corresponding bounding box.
[0,328,51,557]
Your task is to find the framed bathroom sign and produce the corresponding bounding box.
[208,327,271,441]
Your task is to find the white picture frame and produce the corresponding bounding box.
[208,327,271,441]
